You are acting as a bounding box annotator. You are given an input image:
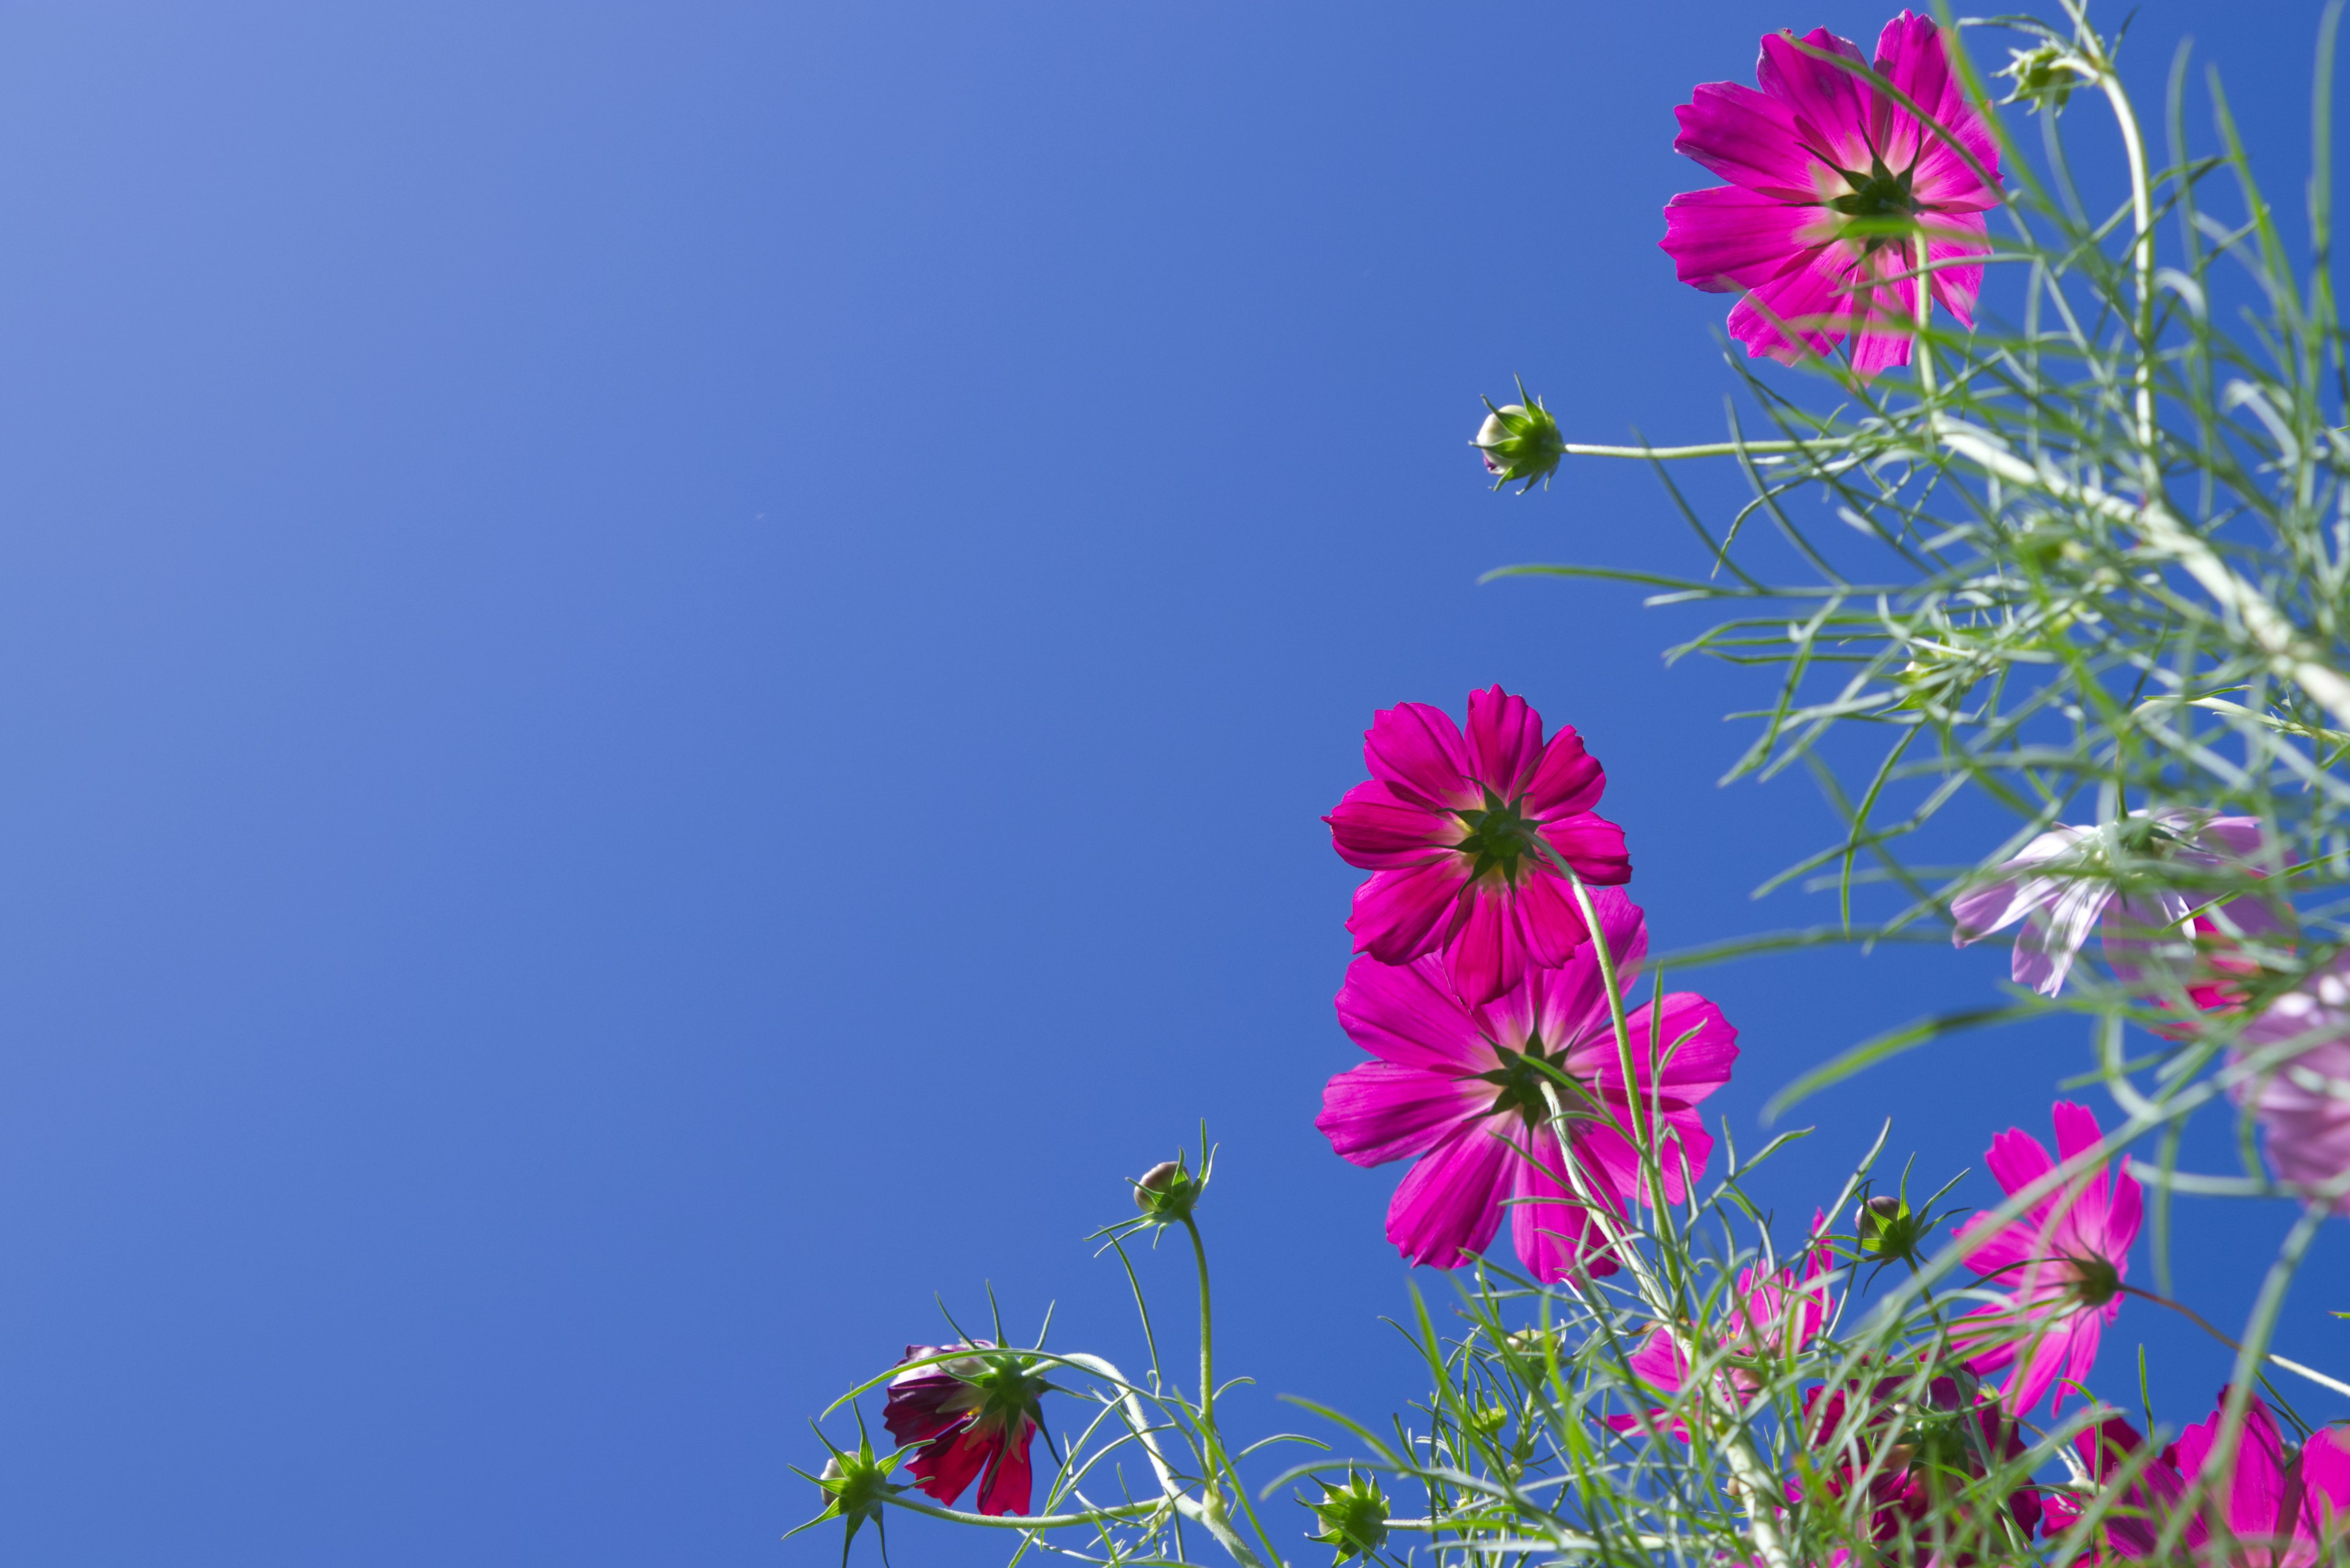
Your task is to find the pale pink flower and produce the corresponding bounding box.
[1951,811,2270,998]
[1603,1212,1835,1439]
[2232,958,2350,1213]
[1316,890,1736,1283]
[1952,1101,2140,1417]
[1661,12,2001,376]
[1324,686,1630,1005]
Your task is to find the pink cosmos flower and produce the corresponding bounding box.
[1604,1212,1836,1439]
[1662,12,2002,376]
[2163,1387,2350,1567]
[1325,686,1631,1006]
[1952,812,2271,998]
[883,1342,1050,1517]
[2057,1391,2350,1564]
[1316,889,1736,1283]
[2232,958,2350,1214]
[2041,1416,2190,1562]
[1952,1101,2141,1417]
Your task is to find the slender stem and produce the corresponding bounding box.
[881,1494,1166,1530]
[1558,440,1807,461]
[2121,1284,2350,1398]
[2092,42,2157,457]
[1183,1215,1215,1428]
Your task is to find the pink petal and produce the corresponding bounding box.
[1326,780,1457,869]
[1386,1118,1513,1269]
[1673,80,1832,201]
[1444,881,1518,1005]
[1318,1061,1485,1167]
[1625,1326,1688,1394]
[2015,878,2114,995]
[1348,859,1466,965]
[1728,243,1870,365]
[1631,992,1740,1094]
[1875,14,2002,212]
[1755,28,1873,173]
[1463,685,1545,801]
[1535,810,1632,884]
[1661,185,1824,293]
[2300,1427,2350,1520]
[1520,720,1606,816]
[1985,1124,2057,1201]
[1510,1124,1620,1280]
[1362,702,1477,813]
[1334,952,1486,1075]
[1509,868,1598,973]
[1925,212,1988,327]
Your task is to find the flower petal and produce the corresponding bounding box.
[1335,952,1486,1074]
[1662,185,1826,293]
[1318,1061,1485,1167]
[1673,80,1833,201]
[1363,701,1477,813]
[1386,1118,1513,1269]
[1348,859,1466,965]
[1463,685,1546,801]
[1326,780,1457,870]
[1510,1124,1621,1280]
[1755,28,1874,173]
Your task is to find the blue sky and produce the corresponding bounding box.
[0,3,2340,1564]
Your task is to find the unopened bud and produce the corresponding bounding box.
[1997,44,2081,114]
[1857,1194,1922,1261]
[1307,1471,1391,1565]
[1132,1157,1204,1223]
[1472,390,1567,493]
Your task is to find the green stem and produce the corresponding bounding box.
[1183,1214,1215,1428]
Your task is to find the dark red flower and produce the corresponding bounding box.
[882,1342,1049,1517]
[1795,1375,2041,1564]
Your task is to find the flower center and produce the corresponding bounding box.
[1474,1033,1580,1127]
[1454,790,1542,886]
[1828,157,1919,251]
[2065,1252,2121,1309]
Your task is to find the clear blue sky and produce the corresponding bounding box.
[0,4,2338,1564]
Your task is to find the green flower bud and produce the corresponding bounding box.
[1306,1471,1391,1564]
[1997,45,2083,115]
[1857,1194,1923,1261]
[788,1427,904,1559]
[1472,386,1567,493]
[1133,1156,1206,1223]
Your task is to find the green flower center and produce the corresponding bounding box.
[1829,157,1920,250]
[2066,1252,2121,1309]
[1474,1034,1580,1127]
[1454,790,1542,886]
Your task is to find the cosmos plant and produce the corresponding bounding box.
[799,6,2350,1566]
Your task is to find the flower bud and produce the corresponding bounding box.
[789,1431,903,1555]
[1997,44,2081,115]
[1307,1471,1391,1564]
[1857,1194,1923,1261]
[1132,1157,1204,1223]
[1472,389,1567,493]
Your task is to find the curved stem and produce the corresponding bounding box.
[1182,1215,1215,1429]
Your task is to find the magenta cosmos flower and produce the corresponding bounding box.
[1605,1212,1835,1439]
[1952,1101,2141,1417]
[1952,812,2271,998]
[2048,1392,2350,1564]
[1662,12,2001,376]
[1325,686,1631,1006]
[1316,889,1736,1283]
[2232,958,2350,1213]
[882,1342,1050,1517]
